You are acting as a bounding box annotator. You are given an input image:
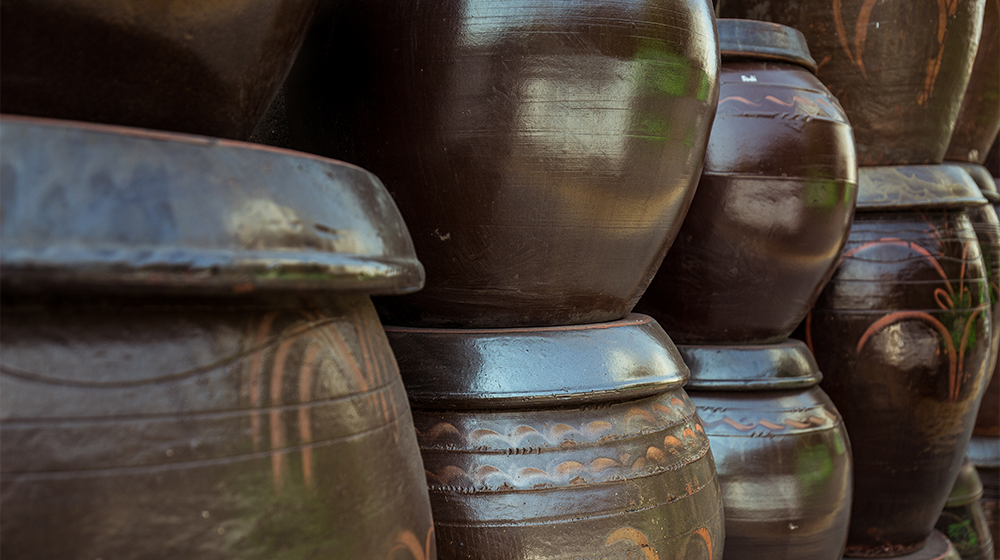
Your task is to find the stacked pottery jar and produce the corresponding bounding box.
[281,0,727,557]
[0,117,435,559]
[717,1,992,558]
[634,19,857,560]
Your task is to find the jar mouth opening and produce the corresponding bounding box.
[717,19,817,73]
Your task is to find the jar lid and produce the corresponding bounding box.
[968,435,1000,469]
[677,340,822,391]
[946,459,984,507]
[856,164,988,211]
[954,162,1000,202]
[0,115,424,296]
[717,19,817,73]
[385,314,688,409]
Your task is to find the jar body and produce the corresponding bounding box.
[0,295,435,559]
[717,0,987,165]
[637,58,857,344]
[411,389,724,559]
[807,210,993,556]
[0,0,319,140]
[689,386,853,560]
[285,0,720,327]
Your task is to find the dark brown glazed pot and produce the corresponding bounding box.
[717,0,986,165]
[385,316,725,559]
[679,341,853,560]
[968,436,1000,557]
[0,117,434,559]
[935,458,995,560]
[284,0,720,328]
[804,171,993,556]
[946,0,1000,165]
[0,0,319,140]
[635,19,857,344]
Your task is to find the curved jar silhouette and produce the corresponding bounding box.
[0,117,434,559]
[285,0,720,327]
[969,436,1000,557]
[0,0,319,140]
[806,197,993,556]
[635,19,857,344]
[717,0,987,165]
[386,316,725,559]
[946,0,1000,165]
[678,341,853,560]
[935,459,995,560]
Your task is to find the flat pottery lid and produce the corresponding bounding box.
[0,115,424,296]
[856,164,988,211]
[717,18,817,72]
[385,314,688,409]
[968,435,1000,469]
[953,162,1000,202]
[677,339,822,390]
[848,530,959,560]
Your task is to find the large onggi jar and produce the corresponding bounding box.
[284,0,720,328]
[0,116,434,559]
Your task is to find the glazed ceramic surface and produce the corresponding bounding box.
[285,0,720,327]
[386,316,725,559]
[969,436,1000,559]
[935,459,995,560]
[718,0,986,165]
[680,341,853,560]
[1,296,434,560]
[0,116,423,296]
[807,209,992,557]
[946,0,1000,165]
[636,19,857,344]
[0,0,319,140]
[0,116,434,559]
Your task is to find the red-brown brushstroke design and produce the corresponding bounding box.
[386,526,435,560]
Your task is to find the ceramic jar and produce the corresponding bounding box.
[935,459,995,560]
[804,165,993,557]
[678,341,853,559]
[284,0,720,328]
[635,19,857,344]
[968,436,1000,557]
[0,117,434,559]
[717,0,987,165]
[946,0,1000,165]
[0,0,319,140]
[385,315,725,559]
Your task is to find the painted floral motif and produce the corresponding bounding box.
[386,527,435,560]
[697,406,838,434]
[604,526,715,560]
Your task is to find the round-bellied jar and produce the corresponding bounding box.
[385,315,724,559]
[635,19,857,344]
[0,0,320,140]
[284,0,720,328]
[934,458,995,560]
[717,0,987,165]
[946,0,1000,165]
[678,341,853,560]
[0,116,434,560]
[804,165,993,557]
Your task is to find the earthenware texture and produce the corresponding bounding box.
[680,342,853,560]
[717,0,986,165]
[385,316,725,559]
[946,0,1000,165]
[805,210,993,557]
[285,0,720,327]
[636,19,857,344]
[1,296,436,560]
[935,459,995,560]
[0,115,423,296]
[0,0,319,139]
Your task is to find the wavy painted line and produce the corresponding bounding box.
[298,343,320,490]
[694,527,714,560]
[702,415,830,432]
[606,527,659,560]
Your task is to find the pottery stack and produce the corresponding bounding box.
[0,3,440,557]
[717,0,994,558]
[634,18,857,560]
[279,0,728,558]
